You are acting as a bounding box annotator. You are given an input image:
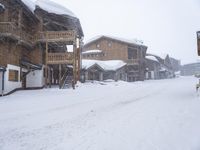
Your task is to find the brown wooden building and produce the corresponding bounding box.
[83,35,147,81]
[0,0,83,95]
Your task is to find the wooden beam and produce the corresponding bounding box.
[45,40,48,88]
[59,64,61,89]
[73,43,77,87]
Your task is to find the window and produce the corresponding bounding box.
[128,47,137,59]
[9,69,19,82]
[108,42,112,47]
[96,44,100,48]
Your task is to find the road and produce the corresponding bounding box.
[0,77,200,150]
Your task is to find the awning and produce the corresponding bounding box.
[20,59,42,70]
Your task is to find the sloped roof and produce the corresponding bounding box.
[82,60,126,71]
[146,56,159,62]
[35,0,76,18]
[85,35,146,47]
[21,0,35,12]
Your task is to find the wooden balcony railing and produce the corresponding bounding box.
[126,59,140,65]
[47,52,74,64]
[36,31,76,42]
[0,22,77,44]
[0,22,34,45]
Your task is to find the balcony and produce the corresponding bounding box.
[36,30,76,43]
[0,22,34,45]
[47,52,74,64]
[126,59,140,65]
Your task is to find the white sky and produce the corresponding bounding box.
[33,0,200,64]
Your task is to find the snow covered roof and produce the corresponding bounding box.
[82,50,102,54]
[35,0,76,17]
[0,3,5,9]
[85,35,145,47]
[20,0,76,18]
[146,56,159,62]
[21,0,35,12]
[147,53,169,60]
[0,66,6,71]
[82,60,126,71]
[160,67,167,72]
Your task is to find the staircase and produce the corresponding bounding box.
[59,68,74,89]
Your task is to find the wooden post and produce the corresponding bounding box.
[49,67,51,88]
[77,48,80,81]
[73,42,77,86]
[18,9,22,30]
[45,40,48,88]
[59,64,61,89]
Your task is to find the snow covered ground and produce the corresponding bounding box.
[0,76,200,150]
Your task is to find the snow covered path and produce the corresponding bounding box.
[0,77,200,150]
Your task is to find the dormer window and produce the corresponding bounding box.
[96,44,100,48]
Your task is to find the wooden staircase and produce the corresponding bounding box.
[59,67,75,89]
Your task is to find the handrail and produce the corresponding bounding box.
[36,30,76,42]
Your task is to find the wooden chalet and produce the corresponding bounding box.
[0,0,83,95]
[83,35,147,82]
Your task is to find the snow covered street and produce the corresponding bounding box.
[0,76,200,150]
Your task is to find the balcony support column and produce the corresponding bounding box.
[59,64,61,89]
[73,42,77,89]
[45,41,48,88]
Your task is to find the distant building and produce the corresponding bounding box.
[83,35,148,82]
[169,57,181,72]
[181,62,200,76]
[145,55,161,80]
[146,53,176,79]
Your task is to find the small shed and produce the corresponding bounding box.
[82,60,127,82]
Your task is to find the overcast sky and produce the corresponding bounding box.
[36,0,200,64]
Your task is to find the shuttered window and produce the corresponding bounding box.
[9,69,19,82]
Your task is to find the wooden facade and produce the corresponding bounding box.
[83,36,147,81]
[0,0,83,95]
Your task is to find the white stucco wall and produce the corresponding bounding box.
[26,67,45,88]
[4,64,22,94]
